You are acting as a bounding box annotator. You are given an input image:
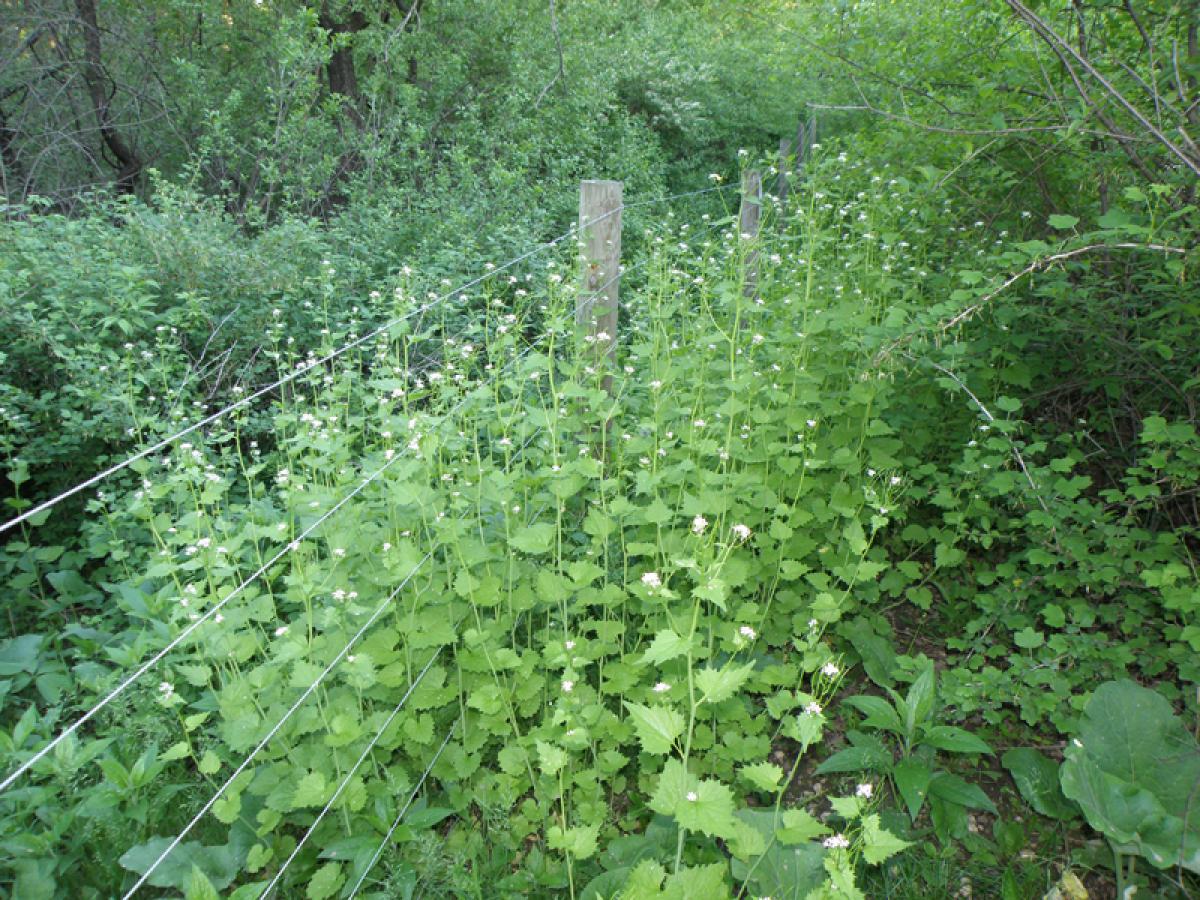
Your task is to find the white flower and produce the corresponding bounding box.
[823,834,850,849]
[274,626,288,637]
[686,791,699,802]
[565,640,576,650]
[692,515,708,535]
[803,702,823,716]
[821,662,840,678]
[739,625,757,640]
[158,682,174,698]
[641,572,662,589]
[653,682,671,693]
[752,334,764,345]
[806,419,817,428]
[332,548,346,558]
[856,783,873,799]
[693,419,706,428]
[561,680,575,693]
[332,589,347,601]
[382,542,392,552]
[731,523,752,541]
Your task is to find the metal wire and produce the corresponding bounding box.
[1,339,544,796]
[345,720,459,899]
[122,564,440,898]
[0,183,737,538]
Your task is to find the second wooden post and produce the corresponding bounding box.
[577,179,622,397]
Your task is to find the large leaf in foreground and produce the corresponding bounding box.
[1060,679,1200,872]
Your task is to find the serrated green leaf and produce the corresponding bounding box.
[509,522,556,554]
[624,701,684,755]
[860,813,911,864]
[741,761,784,793]
[777,808,830,843]
[695,661,755,705]
[548,823,600,859]
[649,759,738,839]
[641,629,690,666]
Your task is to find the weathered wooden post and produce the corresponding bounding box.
[794,119,808,173]
[740,169,762,299]
[776,137,792,200]
[577,179,622,427]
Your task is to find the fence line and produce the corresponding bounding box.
[0,182,735,538]
[0,333,548,796]
[346,721,459,899]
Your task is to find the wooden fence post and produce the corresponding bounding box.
[776,137,792,200]
[740,169,762,298]
[577,179,622,399]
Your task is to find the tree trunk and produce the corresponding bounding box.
[74,0,141,194]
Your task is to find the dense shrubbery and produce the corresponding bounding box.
[2,0,1198,897]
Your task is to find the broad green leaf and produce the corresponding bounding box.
[642,497,673,526]
[536,740,568,776]
[730,810,825,899]
[1048,214,1079,229]
[624,701,684,755]
[1002,748,1077,821]
[845,695,903,734]
[640,629,690,666]
[509,522,555,554]
[197,750,221,775]
[893,757,932,822]
[740,761,784,793]
[306,862,343,900]
[928,772,997,814]
[649,759,738,839]
[695,661,755,704]
[663,863,732,900]
[921,725,992,755]
[1060,680,1200,872]
[778,807,830,843]
[902,663,935,738]
[860,814,911,864]
[184,866,220,900]
[548,823,599,860]
[621,859,668,899]
[291,771,327,809]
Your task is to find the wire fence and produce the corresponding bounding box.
[0,179,748,895]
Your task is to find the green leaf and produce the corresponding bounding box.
[624,701,684,755]
[548,824,599,860]
[1048,214,1079,229]
[740,761,784,793]
[695,662,755,704]
[929,772,997,814]
[184,866,220,900]
[536,740,568,776]
[664,863,732,900]
[640,629,690,666]
[815,731,892,775]
[893,757,932,821]
[1013,627,1044,649]
[1002,749,1077,820]
[291,771,327,809]
[921,726,992,755]
[860,814,911,865]
[306,862,343,900]
[845,695,903,734]
[1060,680,1200,872]
[902,662,935,738]
[649,759,738,840]
[642,497,673,526]
[509,522,556,554]
[729,809,825,899]
[777,808,831,843]
[197,750,221,775]
[842,619,896,688]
